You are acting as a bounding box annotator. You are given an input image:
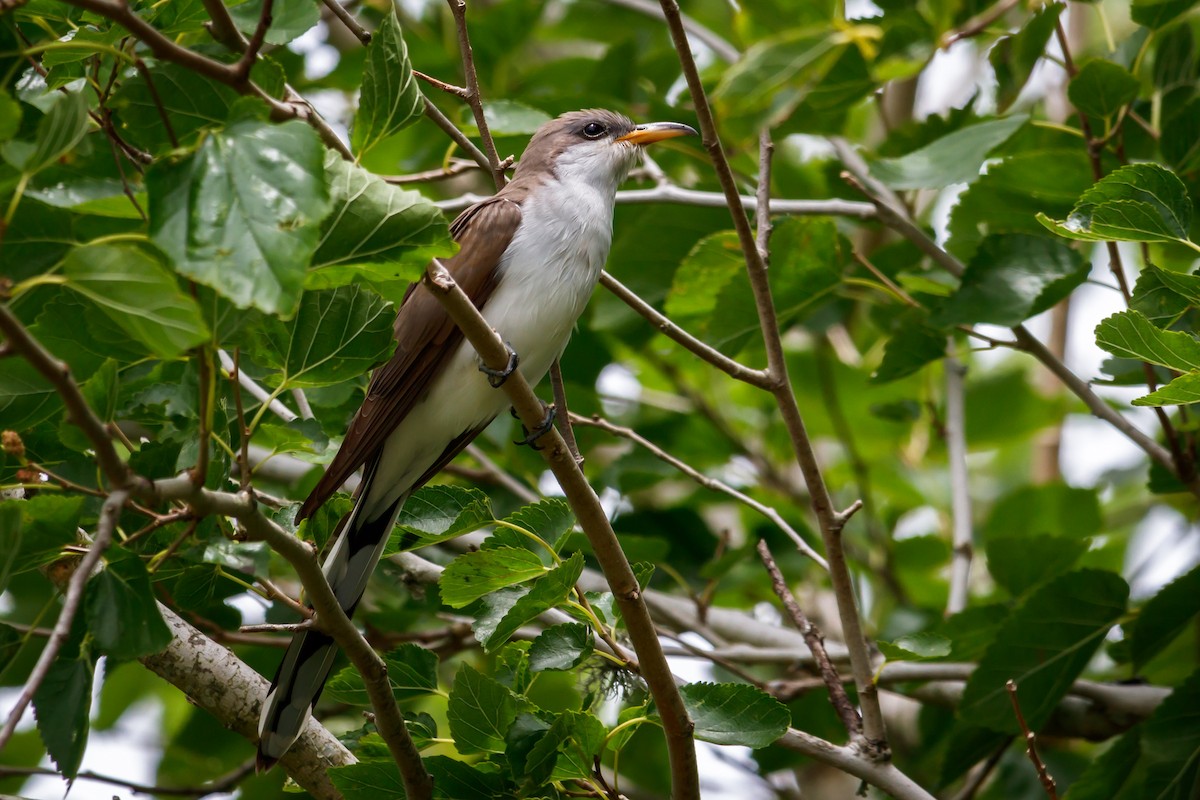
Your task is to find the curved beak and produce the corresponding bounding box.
[617,121,698,145]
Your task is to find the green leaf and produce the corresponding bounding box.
[32,652,94,779]
[935,234,1088,327]
[870,115,1028,189]
[1132,0,1196,28]
[1133,372,1200,406]
[1,495,84,578]
[1066,729,1142,800]
[440,547,546,608]
[1,88,88,175]
[426,754,512,800]
[325,642,440,705]
[229,0,319,45]
[488,499,575,553]
[1140,668,1200,800]
[111,62,240,153]
[0,622,20,673]
[548,711,607,782]
[679,682,790,747]
[446,664,519,754]
[386,485,493,554]
[0,90,22,142]
[528,623,594,671]
[938,604,1012,662]
[61,244,209,358]
[1095,310,1200,372]
[877,632,952,662]
[1069,59,1141,118]
[990,3,1064,112]
[712,28,842,130]
[1131,563,1200,669]
[1150,265,1200,306]
[84,550,173,659]
[309,150,455,302]
[462,100,551,136]
[329,760,407,800]
[986,534,1090,596]
[957,569,1128,733]
[148,117,332,316]
[871,314,946,383]
[351,4,423,157]
[1039,163,1194,245]
[483,552,585,649]
[983,483,1102,541]
[59,358,118,452]
[947,148,1096,262]
[239,285,394,388]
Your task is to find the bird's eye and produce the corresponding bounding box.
[582,122,606,139]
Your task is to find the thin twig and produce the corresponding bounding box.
[0,760,256,798]
[754,130,773,264]
[445,0,506,190]
[231,350,252,490]
[134,57,179,148]
[217,349,297,422]
[320,0,371,45]
[944,356,972,616]
[1007,680,1058,799]
[234,0,273,82]
[422,258,699,798]
[413,68,469,98]
[422,98,491,173]
[291,388,315,420]
[941,0,1022,47]
[463,444,540,503]
[573,413,827,569]
[599,271,770,387]
[381,157,506,184]
[756,540,860,736]
[0,490,127,751]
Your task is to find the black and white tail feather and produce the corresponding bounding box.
[256,463,405,771]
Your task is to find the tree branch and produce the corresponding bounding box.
[944,355,973,616]
[444,0,505,190]
[421,259,701,798]
[320,0,371,45]
[602,0,740,63]
[657,0,888,756]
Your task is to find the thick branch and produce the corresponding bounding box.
[421,259,700,798]
[944,356,973,615]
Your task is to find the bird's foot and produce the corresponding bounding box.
[514,402,556,449]
[479,343,519,388]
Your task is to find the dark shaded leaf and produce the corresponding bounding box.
[325,643,439,704]
[957,569,1127,733]
[84,550,173,659]
[386,485,493,554]
[329,760,407,800]
[1069,59,1140,118]
[1131,563,1200,669]
[32,652,94,779]
[935,235,1088,327]
[229,0,319,45]
[871,314,946,383]
[1140,668,1200,799]
[528,623,594,671]
[986,534,1090,596]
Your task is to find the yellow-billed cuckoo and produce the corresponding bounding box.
[257,109,695,766]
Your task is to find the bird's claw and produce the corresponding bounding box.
[479,343,519,388]
[514,402,556,449]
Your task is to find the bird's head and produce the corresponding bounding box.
[515,109,696,193]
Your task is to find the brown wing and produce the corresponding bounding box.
[297,194,526,520]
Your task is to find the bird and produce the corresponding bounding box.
[256,108,696,768]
